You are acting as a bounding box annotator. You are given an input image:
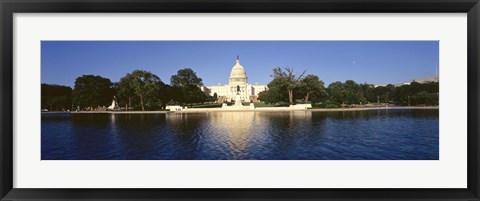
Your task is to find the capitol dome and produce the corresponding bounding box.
[229,56,248,84]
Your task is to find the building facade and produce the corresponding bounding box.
[201,56,268,102]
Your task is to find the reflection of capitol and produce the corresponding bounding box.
[201,56,268,102]
[163,111,313,159]
[210,112,256,158]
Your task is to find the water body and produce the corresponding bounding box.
[41,109,439,160]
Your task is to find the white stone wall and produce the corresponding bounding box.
[203,83,268,102]
[251,84,268,96]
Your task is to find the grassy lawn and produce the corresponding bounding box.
[253,102,276,107]
[190,103,222,108]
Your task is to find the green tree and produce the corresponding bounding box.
[170,68,203,87]
[184,85,207,105]
[258,85,287,105]
[359,83,376,103]
[327,81,347,105]
[118,75,136,110]
[258,75,289,105]
[72,75,114,110]
[41,84,72,111]
[374,84,395,104]
[410,91,438,106]
[257,91,268,102]
[326,80,366,105]
[299,74,327,103]
[170,68,206,106]
[165,86,184,104]
[272,67,306,105]
[392,84,411,105]
[343,80,366,104]
[424,82,439,93]
[409,81,423,94]
[121,70,164,111]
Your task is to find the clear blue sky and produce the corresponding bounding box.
[41,41,439,87]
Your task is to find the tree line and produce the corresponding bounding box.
[42,66,439,111]
[257,67,439,108]
[41,84,72,111]
[42,68,208,111]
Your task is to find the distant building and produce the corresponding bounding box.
[201,56,268,102]
[411,76,439,84]
[374,76,439,88]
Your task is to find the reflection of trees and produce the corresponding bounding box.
[114,114,166,159]
[316,109,439,121]
[69,114,113,159]
[70,114,169,159]
[165,113,206,159]
[256,111,314,159]
[44,109,439,160]
[71,113,208,159]
[71,113,109,126]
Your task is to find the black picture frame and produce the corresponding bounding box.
[1,0,479,200]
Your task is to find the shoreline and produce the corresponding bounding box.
[43,106,439,114]
[308,106,438,112]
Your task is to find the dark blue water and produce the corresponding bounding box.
[41,109,439,160]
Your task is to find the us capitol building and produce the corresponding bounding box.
[201,56,268,103]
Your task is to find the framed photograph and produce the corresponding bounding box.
[1,0,479,200]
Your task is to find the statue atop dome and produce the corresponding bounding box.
[229,55,248,84]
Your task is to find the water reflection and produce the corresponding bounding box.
[210,112,254,159]
[41,109,439,160]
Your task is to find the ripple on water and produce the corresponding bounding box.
[41,109,439,160]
